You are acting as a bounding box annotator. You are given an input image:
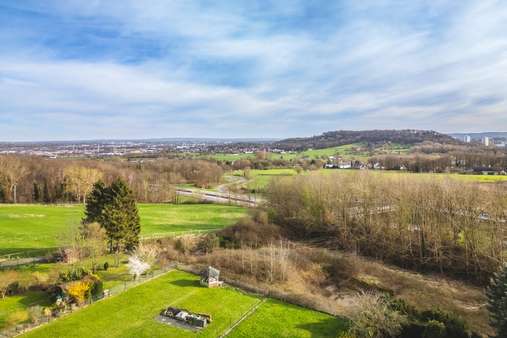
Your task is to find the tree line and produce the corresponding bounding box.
[266,171,506,284]
[0,155,223,203]
[370,146,507,172]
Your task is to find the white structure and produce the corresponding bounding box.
[464,135,471,143]
[483,137,490,146]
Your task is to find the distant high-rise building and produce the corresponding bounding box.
[464,135,471,143]
[482,136,490,146]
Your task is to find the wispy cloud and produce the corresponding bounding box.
[0,0,506,140]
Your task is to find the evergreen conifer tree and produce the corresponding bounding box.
[42,180,51,203]
[83,181,110,224]
[32,182,41,202]
[487,264,507,337]
[87,179,140,253]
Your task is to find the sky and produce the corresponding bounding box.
[1,0,507,141]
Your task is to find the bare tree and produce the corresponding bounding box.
[0,156,29,203]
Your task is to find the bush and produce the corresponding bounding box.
[198,233,220,254]
[28,305,43,324]
[59,267,89,282]
[103,262,109,271]
[487,264,507,337]
[85,274,103,299]
[423,320,446,338]
[64,273,102,304]
[346,292,407,338]
[174,238,187,254]
[420,309,468,338]
[65,280,92,305]
[218,216,281,249]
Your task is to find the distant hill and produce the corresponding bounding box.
[274,129,460,151]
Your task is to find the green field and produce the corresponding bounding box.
[230,167,507,196]
[194,143,412,162]
[0,204,246,257]
[19,270,346,338]
[228,299,347,338]
[245,169,297,192]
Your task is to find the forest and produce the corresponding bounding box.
[266,171,506,284]
[0,155,223,203]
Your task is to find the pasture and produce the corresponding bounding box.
[245,168,507,191]
[196,143,411,162]
[19,270,346,338]
[0,204,246,257]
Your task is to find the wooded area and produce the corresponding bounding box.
[0,155,223,203]
[267,172,506,283]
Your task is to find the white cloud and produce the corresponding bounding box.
[1,0,507,140]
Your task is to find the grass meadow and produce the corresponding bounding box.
[19,270,346,338]
[0,203,246,257]
[239,167,507,194]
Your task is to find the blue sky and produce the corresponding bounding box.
[1,1,506,141]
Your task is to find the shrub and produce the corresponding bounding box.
[28,305,43,324]
[65,280,92,305]
[83,274,103,299]
[420,309,468,338]
[218,216,281,248]
[32,272,50,288]
[346,292,407,338]
[486,264,507,337]
[59,267,89,282]
[64,274,102,304]
[423,320,446,338]
[174,238,187,254]
[198,233,220,254]
[103,262,109,271]
[0,270,20,298]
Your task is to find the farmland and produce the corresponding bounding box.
[0,204,246,257]
[19,270,346,338]
[194,143,411,162]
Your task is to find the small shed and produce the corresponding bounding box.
[200,266,223,288]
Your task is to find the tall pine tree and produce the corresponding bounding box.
[83,180,111,224]
[487,264,507,337]
[84,179,140,253]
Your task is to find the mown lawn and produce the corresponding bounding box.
[232,169,297,193]
[228,299,348,338]
[18,270,347,338]
[0,204,246,257]
[20,270,259,338]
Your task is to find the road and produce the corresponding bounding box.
[176,188,259,207]
[175,174,264,207]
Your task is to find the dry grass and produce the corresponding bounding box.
[349,254,491,335]
[157,235,492,336]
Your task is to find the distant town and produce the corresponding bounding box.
[0,139,274,158]
[1,132,506,159]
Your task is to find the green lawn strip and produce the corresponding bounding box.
[0,291,51,330]
[19,270,260,338]
[0,204,246,257]
[227,299,348,338]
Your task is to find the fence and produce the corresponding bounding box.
[0,264,176,338]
